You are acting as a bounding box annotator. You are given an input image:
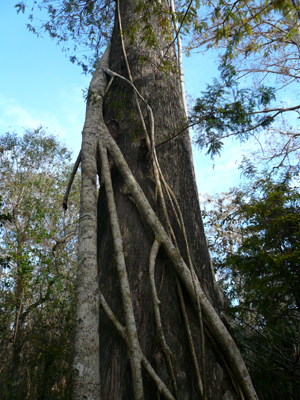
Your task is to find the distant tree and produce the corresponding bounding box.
[0,128,80,400]
[202,167,300,399]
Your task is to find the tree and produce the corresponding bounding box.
[188,0,300,97]
[181,0,300,169]
[0,128,80,399]
[202,168,300,399]
[17,1,258,399]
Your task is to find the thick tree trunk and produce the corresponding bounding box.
[74,1,257,399]
[96,2,239,400]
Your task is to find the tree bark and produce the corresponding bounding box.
[73,44,111,400]
[74,1,258,399]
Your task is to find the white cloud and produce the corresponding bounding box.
[0,96,40,130]
[0,93,84,157]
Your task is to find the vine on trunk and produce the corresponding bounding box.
[68,4,259,400]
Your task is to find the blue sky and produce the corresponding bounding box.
[0,2,250,196]
[0,2,90,152]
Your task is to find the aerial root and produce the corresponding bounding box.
[149,238,179,399]
[105,24,207,392]
[101,127,258,400]
[151,138,207,398]
[99,290,176,400]
[63,150,81,210]
[175,274,204,398]
[204,326,245,400]
[73,10,258,396]
[105,62,208,396]
[98,137,144,400]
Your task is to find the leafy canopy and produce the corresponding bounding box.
[0,127,80,399]
[14,0,200,73]
[202,166,300,399]
[190,62,276,157]
[15,0,115,73]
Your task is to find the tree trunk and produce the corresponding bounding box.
[74,1,258,399]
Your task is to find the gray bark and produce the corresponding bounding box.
[74,1,258,399]
[97,2,249,400]
[73,45,111,400]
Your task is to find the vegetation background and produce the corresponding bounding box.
[0,0,299,399]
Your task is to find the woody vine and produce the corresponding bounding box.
[63,2,258,400]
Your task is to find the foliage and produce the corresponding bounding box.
[189,0,300,81]
[12,0,300,397]
[16,0,300,80]
[15,0,115,73]
[0,128,80,399]
[232,317,300,400]
[14,0,196,73]
[14,0,208,75]
[186,0,300,160]
[0,196,12,227]
[190,62,276,157]
[0,196,12,269]
[16,0,300,164]
[233,173,299,321]
[202,167,300,399]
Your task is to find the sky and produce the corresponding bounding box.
[0,2,252,196]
